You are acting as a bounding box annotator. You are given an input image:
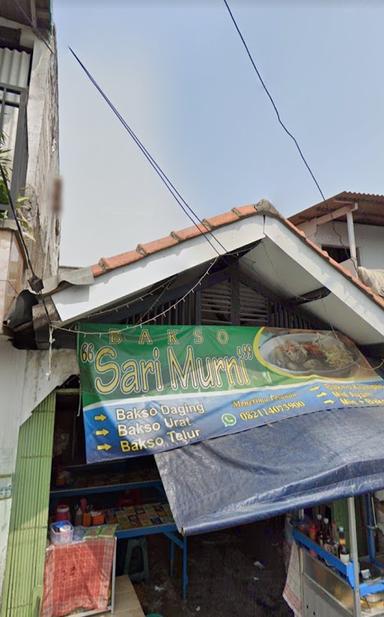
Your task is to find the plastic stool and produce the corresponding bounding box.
[124,537,149,582]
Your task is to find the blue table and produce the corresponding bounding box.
[50,480,188,599]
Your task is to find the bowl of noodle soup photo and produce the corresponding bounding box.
[257,330,366,378]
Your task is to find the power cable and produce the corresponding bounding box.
[52,256,218,335]
[57,243,253,330]
[222,0,354,267]
[222,0,325,201]
[68,47,228,259]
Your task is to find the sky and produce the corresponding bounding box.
[54,0,384,266]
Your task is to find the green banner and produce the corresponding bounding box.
[78,325,384,462]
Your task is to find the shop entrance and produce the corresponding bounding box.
[46,384,295,617]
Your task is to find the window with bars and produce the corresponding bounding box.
[0,47,30,215]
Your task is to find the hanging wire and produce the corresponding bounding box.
[222,0,325,201]
[222,0,355,268]
[68,47,228,259]
[73,244,251,323]
[51,256,218,336]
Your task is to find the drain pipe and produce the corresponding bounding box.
[346,203,358,269]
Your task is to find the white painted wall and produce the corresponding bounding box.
[305,221,384,270]
[0,339,77,595]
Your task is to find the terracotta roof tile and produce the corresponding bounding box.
[232,204,257,217]
[87,200,384,311]
[95,250,143,276]
[171,223,208,242]
[284,217,307,237]
[138,235,179,257]
[202,210,240,229]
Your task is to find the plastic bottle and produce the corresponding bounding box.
[316,514,323,545]
[316,513,323,530]
[323,518,333,553]
[338,527,350,563]
[55,504,70,522]
[82,508,91,527]
[74,505,83,526]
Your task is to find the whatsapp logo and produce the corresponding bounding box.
[222,413,237,428]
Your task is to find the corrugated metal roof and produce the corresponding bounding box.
[0,48,30,88]
[290,191,384,227]
[0,48,30,185]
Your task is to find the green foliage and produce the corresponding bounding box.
[0,179,8,204]
[0,132,34,239]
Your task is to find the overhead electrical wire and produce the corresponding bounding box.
[222,0,325,201]
[68,47,228,259]
[52,256,218,335]
[222,0,355,267]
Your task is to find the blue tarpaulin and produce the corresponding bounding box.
[155,406,384,535]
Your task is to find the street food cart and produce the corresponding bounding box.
[292,495,384,617]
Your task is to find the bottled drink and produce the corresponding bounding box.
[323,517,333,553]
[339,544,350,564]
[338,527,350,563]
[74,505,82,526]
[316,513,323,533]
[317,528,324,547]
[338,527,346,554]
[317,515,324,547]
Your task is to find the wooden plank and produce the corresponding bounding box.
[99,576,145,617]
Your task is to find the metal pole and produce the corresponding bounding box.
[348,496,361,617]
[346,207,358,269]
[182,536,188,601]
[365,493,376,563]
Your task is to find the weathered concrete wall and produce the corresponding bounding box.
[0,341,77,592]
[0,29,61,330]
[304,221,384,270]
[0,225,24,329]
[0,23,64,598]
[25,34,61,279]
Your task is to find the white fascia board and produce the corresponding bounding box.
[53,217,266,323]
[265,217,384,341]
